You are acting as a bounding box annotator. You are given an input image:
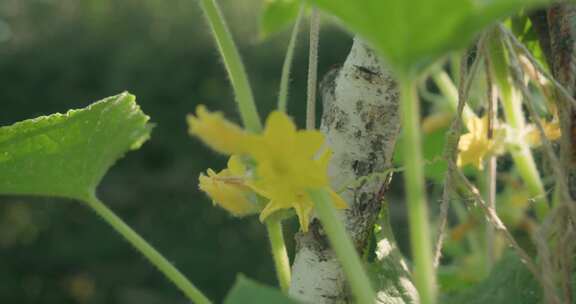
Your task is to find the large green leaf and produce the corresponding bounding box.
[0,93,152,201]
[224,275,300,304]
[259,0,300,40]
[309,0,549,78]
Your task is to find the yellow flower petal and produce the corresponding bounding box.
[295,130,325,158]
[191,107,343,232]
[264,111,297,142]
[329,190,348,209]
[526,120,561,147]
[227,155,246,176]
[457,116,495,170]
[245,111,297,163]
[187,105,251,155]
[292,201,313,232]
[259,199,291,223]
[317,149,333,170]
[295,149,332,188]
[464,114,483,134]
[198,159,256,217]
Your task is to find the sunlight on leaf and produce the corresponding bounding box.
[309,0,549,77]
[0,92,152,201]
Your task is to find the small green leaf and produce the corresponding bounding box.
[309,0,549,78]
[0,92,152,201]
[224,275,300,304]
[259,0,300,40]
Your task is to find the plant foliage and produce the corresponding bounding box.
[0,93,152,201]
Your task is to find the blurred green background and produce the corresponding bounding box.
[0,0,353,303]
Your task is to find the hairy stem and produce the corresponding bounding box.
[266,220,292,293]
[199,0,262,132]
[306,9,320,130]
[278,6,304,112]
[86,197,212,304]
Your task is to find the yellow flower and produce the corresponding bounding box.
[198,155,257,216]
[526,120,561,147]
[250,112,330,189]
[250,143,347,231]
[189,106,347,231]
[257,187,346,232]
[457,115,502,170]
[187,105,253,155]
[249,113,347,231]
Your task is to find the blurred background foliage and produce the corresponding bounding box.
[0,0,351,303]
[0,1,547,303]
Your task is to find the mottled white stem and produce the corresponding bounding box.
[289,37,417,304]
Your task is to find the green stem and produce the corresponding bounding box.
[449,55,461,87]
[199,0,262,133]
[499,85,549,219]
[486,31,549,219]
[431,70,477,123]
[86,197,212,304]
[399,79,437,304]
[434,67,549,220]
[265,220,291,293]
[431,70,485,257]
[277,6,304,112]
[512,148,549,215]
[308,189,376,304]
[501,90,549,219]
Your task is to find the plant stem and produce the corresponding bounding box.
[308,188,376,304]
[486,30,549,220]
[199,0,262,133]
[431,69,485,261]
[498,78,549,220]
[431,70,476,123]
[434,67,549,220]
[500,89,549,220]
[483,53,497,269]
[277,6,304,112]
[510,147,548,218]
[265,220,291,293]
[399,78,437,304]
[485,158,497,257]
[86,197,212,304]
[306,8,320,130]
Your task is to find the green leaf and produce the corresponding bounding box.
[224,275,300,304]
[443,252,543,304]
[309,0,550,78]
[0,92,152,201]
[259,0,300,40]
